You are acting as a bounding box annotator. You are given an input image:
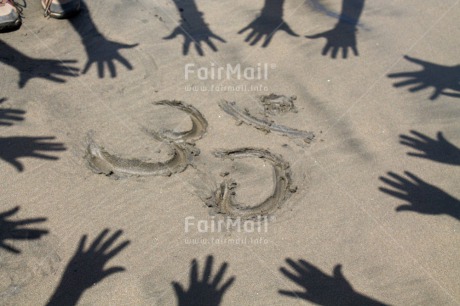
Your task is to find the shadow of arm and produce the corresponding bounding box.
[0,136,66,172]
[47,229,129,306]
[66,1,138,78]
[0,40,78,87]
[164,0,225,56]
[379,171,460,221]
[239,0,298,48]
[172,255,235,306]
[306,0,365,58]
[279,259,389,305]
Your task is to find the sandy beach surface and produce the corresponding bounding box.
[1,0,459,305]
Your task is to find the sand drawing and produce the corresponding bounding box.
[85,100,207,177]
[85,100,301,217]
[146,100,208,143]
[85,140,199,178]
[218,100,315,143]
[204,148,296,219]
[258,93,298,115]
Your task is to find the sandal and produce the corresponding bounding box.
[0,0,21,32]
[42,0,80,19]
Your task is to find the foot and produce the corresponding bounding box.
[42,0,80,19]
[0,0,21,32]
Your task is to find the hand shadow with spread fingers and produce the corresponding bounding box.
[47,229,130,306]
[388,55,460,100]
[164,0,225,56]
[379,171,460,221]
[400,130,460,166]
[279,259,389,305]
[67,1,138,78]
[239,0,298,48]
[0,136,66,172]
[172,255,235,306]
[306,0,365,59]
[0,40,79,88]
[0,206,48,254]
[0,106,25,126]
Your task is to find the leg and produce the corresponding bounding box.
[42,0,80,19]
[0,0,21,32]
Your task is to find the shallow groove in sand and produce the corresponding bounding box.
[84,100,206,178]
[85,140,199,178]
[207,148,296,219]
[147,100,208,143]
[258,93,298,116]
[218,100,315,143]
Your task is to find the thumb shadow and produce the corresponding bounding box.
[0,206,48,254]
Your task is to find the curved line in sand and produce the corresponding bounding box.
[218,100,314,143]
[210,148,296,219]
[147,100,208,143]
[85,140,199,177]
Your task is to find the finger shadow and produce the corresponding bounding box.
[66,1,138,78]
[165,0,225,56]
[172,255,235,306]
[379,171,460,221]
[0,136,66,172]
[0,40,79,88]
[278,258,388,305]
[0,206,48,254]
[238,0,298,48]
[388,56,460,100]
[0,107,25,127]
[305,0,364,59]
[47,229,130,305]
[399,130,460,166]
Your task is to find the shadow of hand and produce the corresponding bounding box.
[239,6,298,48]
[164,13,225,56]
[173,255,235,306]
[400,131,460,166]
[0,136,66,172]
[0,108,25,126]
[388,55,460,100]
[306,22,358,58]
[47,229,130,306]
[379,171,460,220]
[0,206,48,254]
[279,259,388,305]
[0,40,79,88]
[81,36,138,78]
[68,1,138,78]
